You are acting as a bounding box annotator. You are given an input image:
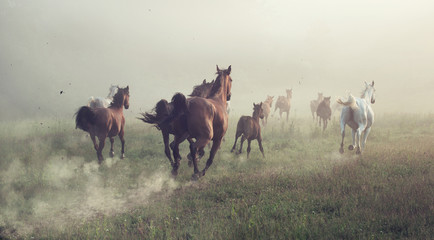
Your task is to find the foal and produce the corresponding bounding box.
[261,95,274,126]
[231,103,265,158]
[316,96,332,130]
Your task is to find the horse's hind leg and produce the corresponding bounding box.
[339,123,345,154]
[200,138,222,178]
[231,132,241,153]
[90,134,98,151]
[238,135,246,154]
[109,137,115,157]
[162,131,174,165]
[191,138,211,179]
[246,140,252,159]
[258,138,265,158]
[348,129,356,151]
[97,137,106,164]
[361,127,372,151]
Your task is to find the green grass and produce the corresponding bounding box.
[0,114,433,239]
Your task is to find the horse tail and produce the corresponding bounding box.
[138,99,171,130]
[75,106,96,132]
[337,94,358,110]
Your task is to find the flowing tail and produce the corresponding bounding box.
[337,94,358,110]
[138,99,171,130]
[75,106,96,132]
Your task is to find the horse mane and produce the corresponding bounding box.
[110,88,127,108]
[209,68,230,98]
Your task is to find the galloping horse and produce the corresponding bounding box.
[169,65,232,179]
[138,79,214,166]
[316,96,332,130]
[310,92,324,121]
[261,95,274,126]
[76,86,130,163]
[231,102,265,158]
[337,81,376,154]
[88,84,118,108]
[274,89,292,121]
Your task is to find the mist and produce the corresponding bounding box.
[1,0,434,121]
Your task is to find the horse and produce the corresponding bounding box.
[87,84,119,108]
[261,95,274,126]
[310,92,324,121]
[316,96,332,130]
[337,81,376,155]
[231,102,265,158]
[138,79,214,166]
[75,86,130,163]
[168,65,232,179]
[274,89,292,121]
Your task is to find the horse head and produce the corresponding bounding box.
[254,102,265,119]
[216,65,232,101]
[286,89,293,99]
[112,86,129,109]
[364,81,376,104]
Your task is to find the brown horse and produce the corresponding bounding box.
[261,95,274,126]
[169,65,232,179]
[310,92,324,121]
[138,79,214,166]
[75,86,130,163]
[316,96,332,130]
[274,89,292,121]
[231,102,265,158]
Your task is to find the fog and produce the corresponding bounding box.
[1,0,434,121]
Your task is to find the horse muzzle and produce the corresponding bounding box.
[371,99,375,104]
[227,93,231,101]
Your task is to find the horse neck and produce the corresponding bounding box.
[211,75,228,108]
[361,88,373,105]
[252,111,260,121]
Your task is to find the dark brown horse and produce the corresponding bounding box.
[274,89,292,121]
[261,95,274,126]
[316,96,332,130]
[231,102,265,158]
[310,92,324,121]
[138,79,214,166]
[75,86,130,163]
[169,65,232,179]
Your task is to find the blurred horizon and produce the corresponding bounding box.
[1,0,434,121]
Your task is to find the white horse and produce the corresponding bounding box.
[337,81,376,154]
[88,85,118,108]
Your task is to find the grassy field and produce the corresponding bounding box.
[0,113,433,239]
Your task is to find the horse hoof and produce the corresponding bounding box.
[188,159,193,167]
[191,173,200,181]
[187,153,193,161]
[121,153,125,159]
[109,151,114,158]
[339,148,344,154]
[171,169,178,176]
[348,145,354,151]
[356,149,362,155]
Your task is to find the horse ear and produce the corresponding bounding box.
[227,65,232,74]
[126,86,129,91]
[216,65,220,72]
[203,79,206,84]
[372,81,375,86]
[364,81,369,87]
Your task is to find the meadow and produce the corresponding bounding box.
[0,113,433,239]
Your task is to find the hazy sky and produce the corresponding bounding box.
[1,0,433,120]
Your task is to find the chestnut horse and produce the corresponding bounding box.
[75,86,130,163]
[274,89,292,121]
[169,65,232,179]
[316,96,332,130]
[138,79,214,166]
[261,95,274,127]
[231,102,265,158]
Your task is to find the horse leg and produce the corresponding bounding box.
[246,140,252,159]
[191,138,211,179]
[90,134,98,151]
[258,137,265,158]
[361,127,372,151]
[97,136,106,164]
[286,110,289,122]
[162,131,174,166]
[171,133,188,176]
[238,135,246,154]
[200,138,222,178]
[349,129,356,151]
[109,137,115,157]
[231,132,241,153]
[119,129,125,159]
[339,122,345,154]
[355,128,363,155]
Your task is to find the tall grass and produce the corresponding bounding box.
[0,114,433,239]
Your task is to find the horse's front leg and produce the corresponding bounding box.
[361,127,372,151]
[257,137,265,158]
[339,123,345,154]
[109,137,115,157]
[348,129,356,151]
[231,132,241,153]
[171,133,189,176]
[246,140,252,159]
[90,134,98,151]
[119,129,125,159]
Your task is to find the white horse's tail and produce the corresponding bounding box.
[337,94,358,110]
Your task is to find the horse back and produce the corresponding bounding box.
[236,116,260,140]
[92,107,124,137]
